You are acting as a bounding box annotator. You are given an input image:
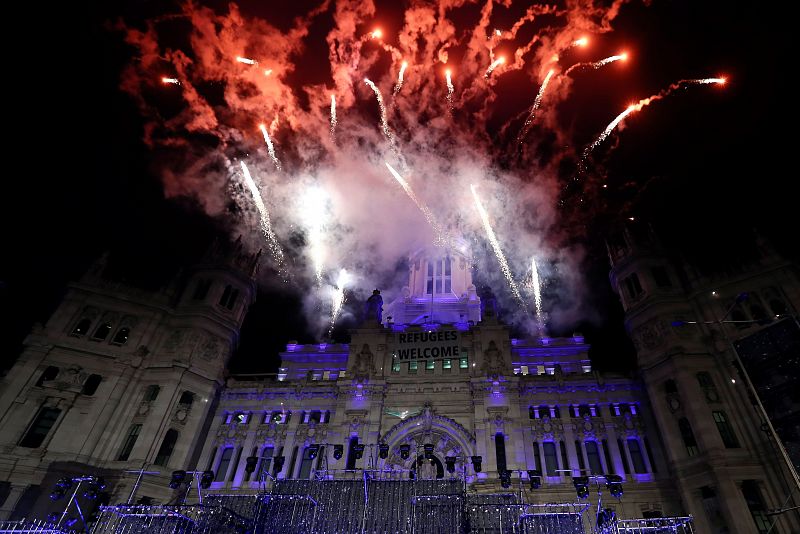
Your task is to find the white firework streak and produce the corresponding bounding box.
[470,184,526,308]
[385,163,448,245]
[393,61,408,95]
[258,123,282,171]
[582,106,635,162]
[564,54,626,76]
[236,56,257,65]
[328,269,350,337]
[445,70,454,109]
[364,78,392,141]
[330,95,337,138]
[161,77,180,85]
[240,161,285,267]
[484,57,505,78]
[530,257,545,333]
[517,69,555,144]
[301,186,328,285]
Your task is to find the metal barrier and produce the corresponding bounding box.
[0,520,65,534]
[615,517,694,534]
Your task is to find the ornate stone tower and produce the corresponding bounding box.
[0,236,259,519]
[608,221,800,534]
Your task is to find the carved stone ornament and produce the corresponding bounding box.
[480,341,504,378]
[197,335,223,361]
[350,344,376,380]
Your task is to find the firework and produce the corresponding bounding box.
[484,56,506,78]
[161,77,180,85]
[582,77,726,162]
[394,61,408,95]
[470,184,526,308]
[328,268,350,337]
[445,69,454,109]
[517,68,555,144]
[330,95,337,138]
[564,53,627,76]
[530,257,545,334]
[239,161,284,267]
[385,163,447,244]
[573,37,589,48]
[258,123,282,171]
[264,69,273,76]
[371,29,382,39]
[364,78,392,141]
[300,186,328,284]
[236,56,256,65]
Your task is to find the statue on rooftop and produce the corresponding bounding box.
[365,289,383,323]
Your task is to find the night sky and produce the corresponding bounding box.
[2,1,795,375]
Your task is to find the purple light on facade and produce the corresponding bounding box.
[319,343,328,350]
[540,336,551,345]
[572,334,585,343]
[286,342,299,351]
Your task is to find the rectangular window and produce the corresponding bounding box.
[215,448,234,482]
[531,442,540,471]
[230,447,243,482]
[643,438,657,473]
[741,480,771,533]
[712,411,740,448]
[495,434,507,472]
[443,359,452,370]
[244,447,257,482]
[651,266,672,288]
[624,273,644,299]
[602,439,615,474]
[19,407,61,448]
[409,361,418,373]
[392,361,401,373]
[117,424,142,461]
[425,360,435,370]
[575,441,586,472]
[520,365,529,375]
[543,442,558,476]
[627,439,647,473]
[559,441,570,471]
[459,357,468,369]
[298,447,315,479]
[585,441,603,475]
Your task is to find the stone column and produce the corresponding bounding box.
[0,484,27,520]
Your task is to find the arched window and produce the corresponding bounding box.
[584,441,603,474]
[81,374,102,396]
[154,429,179,466]
[35,366,59,387]
[495,433,507,473]
[178,391,194,406]
[346,437,359,470]
[111,327,130,345]
[215,447,234,482]
[144,385,160,402]
[678,418,699,456]
[71,318,92,337]
[92,323,112,340]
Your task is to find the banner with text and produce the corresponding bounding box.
[391,330,461,361]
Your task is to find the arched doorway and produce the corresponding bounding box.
[412,454,444,479]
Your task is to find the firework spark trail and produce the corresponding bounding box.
[161,77,180,85]
[470,184,526,309]
[530,257,545,334]
[258,123,282,171]
[236,56,257,65]
[393,61,408,95]
[517,69,555,144]
[564,53,627,76]
[385,163,448,245]
[484,56,505,78]
[239,161,285,267]
[364,78,392,141]
[328,268,350,337]
[329,95,337,138]
[582,77,726,163]
[301,186,327,284]
[445,69,454,109]
[572,37,589,48]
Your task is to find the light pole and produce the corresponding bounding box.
[672,293,800,495]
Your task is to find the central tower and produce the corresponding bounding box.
[384,243,481,326]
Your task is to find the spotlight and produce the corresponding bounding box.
[471,456,482,472]
[272,456,285,475]
[245,456,259,474]
[597,508,617,529]
[272,412,283,423]
[400,444,410,460]
[169,470,187,489]
[56,477,73,490]
[527,469,542,490]
[49,487,66,501]
[445,457,456,473]
[379,443,389,459]
[606,474,623,498]
[333,444,344,460]
[573,476,589,499]
[308,444,320,460]
[200,471,214,489]
[499,470,511,489]
[64,518,79,528]
[423,443,434,460]
[353,444,365,459]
